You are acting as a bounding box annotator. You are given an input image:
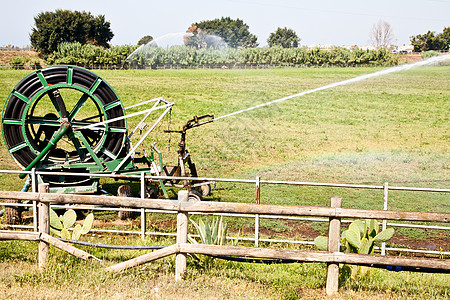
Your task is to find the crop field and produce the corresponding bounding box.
[0,65,449,299]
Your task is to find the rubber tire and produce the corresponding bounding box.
[188,190,203,202]
[118,185,134,220]
[4,199,22,224]
[199,183,211,197]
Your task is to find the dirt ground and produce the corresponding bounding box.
[0,50,42,65]
[398,54,422,64]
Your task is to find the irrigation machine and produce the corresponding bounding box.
[1,65,213,223]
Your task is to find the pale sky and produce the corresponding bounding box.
[1,0,449,48]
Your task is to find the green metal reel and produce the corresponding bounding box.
[1,66,127,186]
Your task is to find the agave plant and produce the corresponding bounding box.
[49,209,94,240]
[314,219,394,278]
[189,216,228,245]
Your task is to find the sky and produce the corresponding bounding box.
[1,0,449,48]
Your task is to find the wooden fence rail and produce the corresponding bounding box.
[0,186,449,296]
[0,190,448,222]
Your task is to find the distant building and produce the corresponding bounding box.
[360,45,377,51]
[307,44,335,50]
[342,45,359,51]
[398,45,414,54]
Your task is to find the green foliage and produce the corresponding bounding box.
[46,40,397,68]
[188,216,233,268]
[126,45,398,68]
[422,50,441,58]
[314,219,394,278]
[47,42,138,66]
[9,56,29,69]
[138,35,153,46]
[30,9,114,56]
[314,219,394,253]
[267,27,300,48]
[30,58,41,69]
[189,17,258,48]
[189,216,228,245]
[49,209,94,240]
[410,26,450,52]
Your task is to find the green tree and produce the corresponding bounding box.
[30,9,114,56]
[439,26,450,50]
[410,27,450,52]
[138,35,153,46]
[267,27,300,48]
[188,17,258,48]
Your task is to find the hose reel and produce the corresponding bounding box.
[1,66,127,185]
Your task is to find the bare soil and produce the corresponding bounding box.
[398,54,422,64]
[0,50,44,66]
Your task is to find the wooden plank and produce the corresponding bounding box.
[175,191,189,281]
[38,183,50,268]
[326,197,341,296]
[0,190,448,223]
[0,230,39,241]
[178,243,450,271]
[39,233,100,261]
[105,245,178,273]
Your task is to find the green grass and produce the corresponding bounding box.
[0,65,449,298]
[0,238,449,299]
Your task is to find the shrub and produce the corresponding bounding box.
[50,209,94,240]
[10,56,30,69]
[314,219,394,278]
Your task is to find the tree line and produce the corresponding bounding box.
[16,10,447,69]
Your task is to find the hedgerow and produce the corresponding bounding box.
[47,42,398,68]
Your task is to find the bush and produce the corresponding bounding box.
[10,56,30,69]
[421,50,441,59]
[47,42,138,67]
[47,42,398,68]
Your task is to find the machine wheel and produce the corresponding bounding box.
[1,66,127,184]
[198,183,211,197]
[118,185,134,220]
[4,199,22,224]
[188,190,203,201]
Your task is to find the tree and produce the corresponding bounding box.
[410,27,450,52]
[267,27,300,48]
[188,17,258,48]
[138,35,153,46]
[369,20,395,48]
[441,27,450,50]
[30,9,114,56]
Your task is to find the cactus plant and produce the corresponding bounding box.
[188,216,235,267]
[49,209,94,240]
[314,219,394,278]
[189,216,228,245]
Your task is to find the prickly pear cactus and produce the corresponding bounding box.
[49,209,94,240]
[314,219,394,278]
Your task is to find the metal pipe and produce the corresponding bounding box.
[19,123,70,179]
[2,168,444,194]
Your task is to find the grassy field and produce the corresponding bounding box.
[0,65,449,298]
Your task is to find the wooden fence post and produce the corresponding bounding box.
[255,176,260,247]
[326,196,342,296]
[175,190,189,281]
[38,183,50,268]
[140,172,146,241]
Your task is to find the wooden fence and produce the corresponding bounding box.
[0,184,449,296]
